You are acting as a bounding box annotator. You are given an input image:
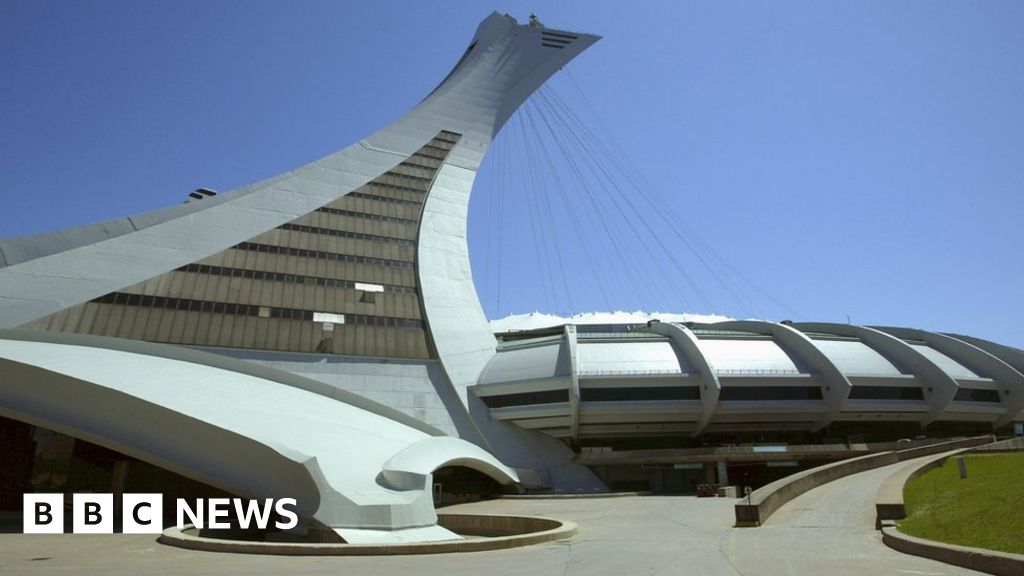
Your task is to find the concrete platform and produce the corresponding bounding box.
[157,514,576,555]
[0,478,985,575]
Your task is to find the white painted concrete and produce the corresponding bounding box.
[0,335,514,543]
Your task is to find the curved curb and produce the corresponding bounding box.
[874,448,969,529]
[881,524,1024,576]
[734,436,994,527]
[501,491,651,499]
[157,514,577,556]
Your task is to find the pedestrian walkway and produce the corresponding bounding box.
[725,455,984,575]
[0,458,983,575]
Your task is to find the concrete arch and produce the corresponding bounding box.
[709,320,852,430]
[0,330,507,543]
[0,353,324,515]
[381,436,519,491]
[644,321,722,436]
[874,327,1024,428]
[942,333,1024,425]
[0,329,444,436]
[946,333,1024,372]
[792,322,959,426]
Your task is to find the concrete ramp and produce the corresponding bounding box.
[725,457,985,575]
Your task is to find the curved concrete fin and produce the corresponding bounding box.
[873,326,1024,428]
[0,332,486,536]
[707,320,852,431]
[381,436,519,491]
[645,322,722,436]
[0,328,445,437]
[792,322,959,426]
[0,345,324,521]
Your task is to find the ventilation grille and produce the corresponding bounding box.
[541,30,577,49]
[185,188,217,203]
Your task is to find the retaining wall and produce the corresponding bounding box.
[882,524,1024,576]
[734,435,993,526]
[159,513,576,556]
[874,449,967,528]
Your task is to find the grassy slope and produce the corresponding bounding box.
[898,452,1024,555]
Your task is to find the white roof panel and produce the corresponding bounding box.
[479,343,567,384]
[909,344,980,379]
[813,339,904,376]
[577,341,686,374]
[701,339,803,374]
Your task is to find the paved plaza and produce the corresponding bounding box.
[0,457,982,576]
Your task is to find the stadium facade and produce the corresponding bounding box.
[1,12,1021,542]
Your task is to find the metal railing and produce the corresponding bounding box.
[577,369,687,377]
[715,368,806,376]
[573,436,965,463]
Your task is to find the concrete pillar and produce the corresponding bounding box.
[565,325,580,441]
[111,460,129,496]
[651,468,663,493]
[704,463,716,484]
[111,460,130,525]
[716,461,729,485]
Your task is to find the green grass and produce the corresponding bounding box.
[898,452,1024,555]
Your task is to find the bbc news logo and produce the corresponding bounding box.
[23,494,299,534]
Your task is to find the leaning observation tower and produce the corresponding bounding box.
[1,12,1021,541]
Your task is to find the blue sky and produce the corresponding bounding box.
[1,1,1021,348]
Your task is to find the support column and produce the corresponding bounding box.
[793,322,959,426]
[565,324,580,442]
[709,320,853,431]
[874,327,1024,428]
[716,461,729,486]
[704,463,717,484]
[111,460,129,524]
[644,322,721,436]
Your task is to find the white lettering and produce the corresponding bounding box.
[123,493,163,534]
[23,494,301,533]
[23,494,64,534]
[233,499,274,530]
[176,499,203,529]
[207,498,231,529]
[274,498,299,530]
[72,494,113,534]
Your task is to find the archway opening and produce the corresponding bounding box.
[0,415,237,532]
[431,465,504,508]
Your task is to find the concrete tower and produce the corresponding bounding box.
[0,13,602,542]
